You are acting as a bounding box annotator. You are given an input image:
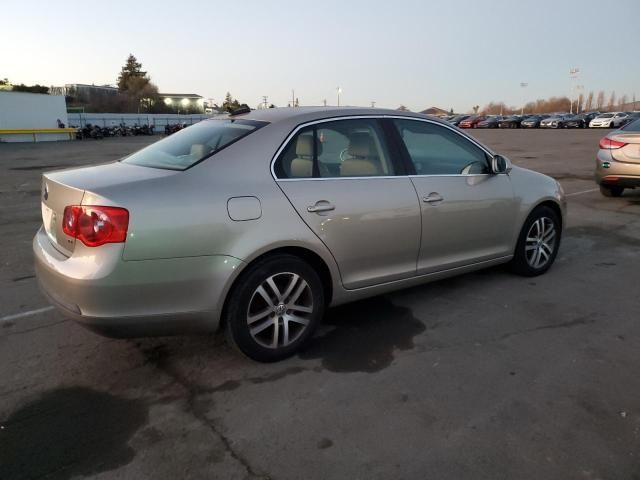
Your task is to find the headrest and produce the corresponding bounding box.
[348,133,375,158]
[296,134,314,157]
[295,134,322,158]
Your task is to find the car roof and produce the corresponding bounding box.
[218,106,445,126]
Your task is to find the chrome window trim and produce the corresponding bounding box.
[270,114,496,181]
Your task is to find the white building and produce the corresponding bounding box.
[0,91,70,142]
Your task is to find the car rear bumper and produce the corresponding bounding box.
[33,226,244,337]
[595,151,640,188]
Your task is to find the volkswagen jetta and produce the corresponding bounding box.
[34,107,566,361]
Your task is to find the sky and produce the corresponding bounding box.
[2,0,639,112]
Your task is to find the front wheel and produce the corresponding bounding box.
[224,254,325,362]
[510,206,561,277]
[600,185,624,197]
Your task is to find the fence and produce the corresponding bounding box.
[66,113,227,132]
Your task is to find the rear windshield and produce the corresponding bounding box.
[122,119,267,170]
[622,118,640,132]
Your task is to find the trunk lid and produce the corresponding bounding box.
[41,161,178,256]
[611,132,640,164]
[41,175,84,256]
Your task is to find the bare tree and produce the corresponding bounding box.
[618,94,628,109]
[585,91,594,111]
[608,91,617,111]
[596,91,605,110]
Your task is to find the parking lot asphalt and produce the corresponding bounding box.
[1,129,639,480]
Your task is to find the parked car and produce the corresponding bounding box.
[447,115,470,127]
[540,115,571,129]
[459,115,487,128]
[595,118,640,197]
[520,115,549,128]
[34,107,565,361]
[589,112,629,128]
[476,116,503,128]
[619,112,640,128]
[498,116,524,128]
[564,112,599,128]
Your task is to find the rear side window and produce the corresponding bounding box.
[122,119,266,170]
[274,118,394,179]
[622,118,640,131]
[393,119,489,175]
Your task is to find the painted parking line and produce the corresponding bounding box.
[566,188,600,197]
[0,306,54,324]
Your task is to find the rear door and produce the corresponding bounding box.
[389,118,517,274]
[274,117,421,289]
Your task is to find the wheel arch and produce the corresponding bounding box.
[219,245,335,331]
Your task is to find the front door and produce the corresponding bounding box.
[274,117,421,289]
[390,118,517,274]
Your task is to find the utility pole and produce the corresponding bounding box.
[323,99,327,107]
[292,89,295,108]
[371,101,376,108]
[262,96,268,109]
[337,87,342,107]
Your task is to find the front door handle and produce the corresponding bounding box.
[423,193,444,204]
[307,201,335,213]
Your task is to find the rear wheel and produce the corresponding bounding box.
[600,185,624,197]
[224,254,325,362]
[510,206,561,277]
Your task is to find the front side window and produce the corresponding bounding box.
[274,118,394,179]
[122,119,266,170]
[393,119,489,175]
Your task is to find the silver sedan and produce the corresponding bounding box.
[34,107,566,361]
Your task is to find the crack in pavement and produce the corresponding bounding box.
[135,343,273,480]
[1,319,69,337]
[498,317,595,341]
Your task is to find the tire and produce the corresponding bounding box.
[510,206,561,277]
[224,254,325,362]
[600,185,624,197]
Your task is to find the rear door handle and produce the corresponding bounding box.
[423,193,444,204]
[307,202,335,213]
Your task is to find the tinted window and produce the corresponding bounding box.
[393,119,489,175]
[275,118,394,179]
[122,119,266,170]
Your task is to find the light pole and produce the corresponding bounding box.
[569,67,579,114]
[371,101,376,108]
[337,87,342,107]
[575,85,584,113]
[520,82,528,115]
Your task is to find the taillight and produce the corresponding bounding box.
[62,205,129,247]
[599,137,627,149]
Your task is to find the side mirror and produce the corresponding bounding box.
[491,154,512,174]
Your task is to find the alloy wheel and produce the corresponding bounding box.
[525,217,556,269]
[246,272,314,349]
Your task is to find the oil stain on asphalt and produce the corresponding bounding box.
[0,387,148,480]
[299,296,425,373]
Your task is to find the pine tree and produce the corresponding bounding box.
[117,54,147,92]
